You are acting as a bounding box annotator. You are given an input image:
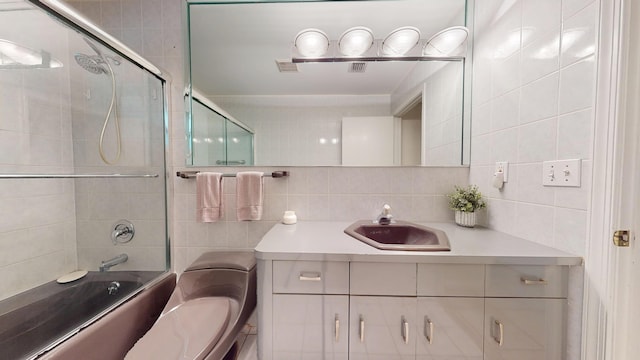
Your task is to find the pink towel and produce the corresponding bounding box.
[236,171,264,221]
[196,172,223,222]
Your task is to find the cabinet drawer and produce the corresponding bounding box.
[273,261,349,294]
[485,265,568,298]
[350,262,416,296]
[417,264,485,296]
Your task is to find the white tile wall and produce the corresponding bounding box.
[471,2,597,359]
[471,0,596,258]
[211,95,390,166]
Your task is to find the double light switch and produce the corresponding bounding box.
[542,159,581,187]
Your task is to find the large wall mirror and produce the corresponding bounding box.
[186,0,472,167]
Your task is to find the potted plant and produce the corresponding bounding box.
[447,185,486,227]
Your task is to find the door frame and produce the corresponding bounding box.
[584,0,635,359]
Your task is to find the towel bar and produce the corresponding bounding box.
[176,171,289,179]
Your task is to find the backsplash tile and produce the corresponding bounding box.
[171,166,468,272]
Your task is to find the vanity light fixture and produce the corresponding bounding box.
[381,26,421,56]
[0,39,63,69]
[422,26,469,56]
[338,26,374,56]
[291,26,469,63]
[294,28,329,57]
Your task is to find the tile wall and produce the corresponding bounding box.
[211,95,390,166]
[470,2,598,358]
[470,0,597,257]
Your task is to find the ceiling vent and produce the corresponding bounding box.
[275,60,299,72]
[348,62,367,73]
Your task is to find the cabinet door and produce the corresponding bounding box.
[484,298,565,360]
[273,294,349,360]
[349,296,417,360]
[416,297,484,360]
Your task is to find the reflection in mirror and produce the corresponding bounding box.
[191,90,255,166]
[186,0,471,167]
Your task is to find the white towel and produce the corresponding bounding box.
[196,172,223,222]
[236,171,264,221]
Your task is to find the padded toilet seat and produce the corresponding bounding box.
[125,297,231,360]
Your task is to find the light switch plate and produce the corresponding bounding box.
[542,159,581,187]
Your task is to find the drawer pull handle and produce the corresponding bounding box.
[299,272,322,281]
[335,315,340,342]
[424,317,434,344]
[359,316,365,343]
[494,320,504,346]
[521,277,548,285]
[401,317,409,344]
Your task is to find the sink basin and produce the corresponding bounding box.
[344,220,451,251]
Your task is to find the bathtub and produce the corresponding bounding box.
[0,271,175,360]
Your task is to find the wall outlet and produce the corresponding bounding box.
[542,159,581,187]
[495,161,508,182]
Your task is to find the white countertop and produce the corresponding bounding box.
[255,221,583,266]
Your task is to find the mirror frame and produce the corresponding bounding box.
[184,0,474,167]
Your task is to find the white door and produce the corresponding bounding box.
[341,116,400,166]
[608,0,640,356]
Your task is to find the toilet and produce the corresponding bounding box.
[125,251,256,360]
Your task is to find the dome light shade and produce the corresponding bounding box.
[381,26,421,55]
[422,26,469,56]
[294,28,329,57]
[338,27,374,56]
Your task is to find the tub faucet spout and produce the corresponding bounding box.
[100,253,128,272]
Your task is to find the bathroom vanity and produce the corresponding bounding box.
[255,221,582,360]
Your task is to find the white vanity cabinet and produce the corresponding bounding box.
[255,221,581,360]
[269,260,349,360]
[349,263,417,360]
[484,298,565,360]
[349,296,417,360]
[416,264,485,360]
[483,265,568,360]
[272,294,349,359]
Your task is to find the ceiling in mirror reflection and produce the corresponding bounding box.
[189,0,466,96]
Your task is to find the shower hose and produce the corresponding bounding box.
[98,59,121,165]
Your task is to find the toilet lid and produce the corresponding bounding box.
[125,297,231,360]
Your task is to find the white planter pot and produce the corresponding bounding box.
[455,211,476,228]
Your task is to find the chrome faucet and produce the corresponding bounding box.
[375,204,394,225]
[99,253,128,272]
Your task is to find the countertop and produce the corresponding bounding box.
[255,221,583,266]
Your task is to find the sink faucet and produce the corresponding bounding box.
[99,253,128,272]
[376,204,394,225]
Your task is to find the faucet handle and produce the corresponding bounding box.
[382,204,391,216]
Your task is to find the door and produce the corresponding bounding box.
[349,296,416,360]
[341,116,400,166]
[601,0,640,358]
[484,298,565,360]
[272,294,348,360]
[416,297,484,360]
